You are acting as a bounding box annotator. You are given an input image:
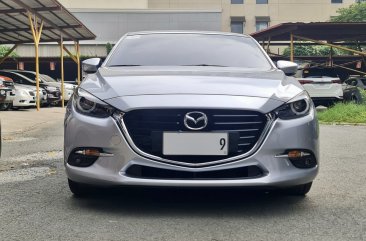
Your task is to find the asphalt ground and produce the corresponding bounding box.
[0,109,365,241]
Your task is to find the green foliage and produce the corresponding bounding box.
[283,43,349,57]
[317,102,366,124]
[359,88,366,104]
[331,2,366,22]
[106,43,114,55]
[0,45,18,58]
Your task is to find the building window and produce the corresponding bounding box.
[231,0,244,4]
[331,0,343,3]
[231,17,246,34]
[256,0,268,4]
[231,21,244,34]
[256,21,268,31]
[255,16,270,32]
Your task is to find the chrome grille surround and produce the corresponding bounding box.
[115,110,275,168]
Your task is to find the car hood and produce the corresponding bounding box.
[44,81,75,89]
[14,84,37,91]
[80,67,304,112]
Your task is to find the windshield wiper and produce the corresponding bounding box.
[181,64,228,67]
[109,64,142,67]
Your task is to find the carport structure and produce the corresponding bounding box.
[251,22,366,75]
[0,0,95,110]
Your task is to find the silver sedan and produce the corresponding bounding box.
[64,31,319,196]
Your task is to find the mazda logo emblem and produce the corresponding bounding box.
[184,111,208,130]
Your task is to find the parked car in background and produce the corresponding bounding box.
[344,77,366,90]
[11,84,38,109]
[12,70,77,102]
[0,70,61,106]
[296,67,361,106]
[0,75,15,111]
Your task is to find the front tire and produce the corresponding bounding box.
[0,102,11,111]
[68,179,93,197]
[285,182,313,196]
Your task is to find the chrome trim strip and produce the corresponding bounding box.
[275,152,311,158]
[74,150,114,157]
[115,112,275,168]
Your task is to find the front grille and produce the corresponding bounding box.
[54,91,61,97]
[125,165,264,180]
[4,81,14,88]
[123,109,268,165]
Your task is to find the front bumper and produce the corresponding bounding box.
[62,89,74,101]
[64,106,319,188]
[0,89,15,103]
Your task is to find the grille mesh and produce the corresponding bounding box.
[123,109,268,164]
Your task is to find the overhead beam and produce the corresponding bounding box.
[0,25,82,34]
[257,42,366,46]
[61,44,78,63]
[332,63,366,75]
[12,0,77,42]
[0,6,61,14]
[293,34,366,56]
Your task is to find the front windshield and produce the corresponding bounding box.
[106,33,272,70]
[41,74,58,82]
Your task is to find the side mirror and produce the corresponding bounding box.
[82,58,102,74]
[277,60,298,76]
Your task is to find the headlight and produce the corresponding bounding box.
[73,88,115,118]
[273,92,312,120]
[45,86,57,91]
[65,85,75,90]
[20,90,30,96]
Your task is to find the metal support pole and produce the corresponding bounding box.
[0,44,18,65]
[28,12,43,111]
[60,36,65,108]
[329,45,334,67]
[290,33,294,62]
[75,41,81,85]
[266,37,271,53]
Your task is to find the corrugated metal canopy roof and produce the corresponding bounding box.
[0,0,96,44]
[251,22,366,42]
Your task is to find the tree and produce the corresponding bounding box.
[106,42,114,55]
[331,2,366,22]
[0,45,18,58]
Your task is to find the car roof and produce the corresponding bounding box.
[125,30,251,38]
[6,70,35,74]
[0,75,12,81]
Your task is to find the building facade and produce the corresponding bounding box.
[15,0,358,57]
[148,0,357,34]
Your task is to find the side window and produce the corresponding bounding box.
[13,75,23,84]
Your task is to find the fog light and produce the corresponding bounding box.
[276,150,317,169]
[67,148,113,167]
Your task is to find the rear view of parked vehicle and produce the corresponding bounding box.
[296,67,362,106]
[296,68,343,106]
